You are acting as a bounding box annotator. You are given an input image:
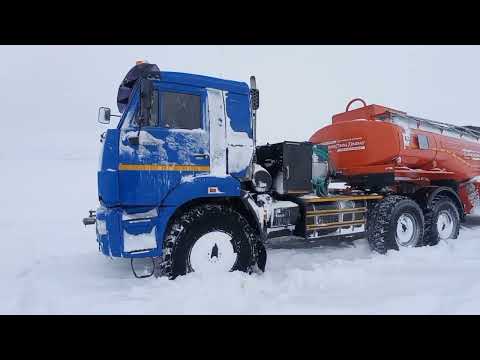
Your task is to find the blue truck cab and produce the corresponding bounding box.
[84,62,372,279]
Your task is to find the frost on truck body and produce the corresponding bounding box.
[165,130,209,165]
[120,129,208,165]
[207,88,254,176]
[207,88,227,176]
[225,91,254,174]
[119,130,167,161]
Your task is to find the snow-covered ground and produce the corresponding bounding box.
[1,134,480,314]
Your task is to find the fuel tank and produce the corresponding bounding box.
[309,100,480,186]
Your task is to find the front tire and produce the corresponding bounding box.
[160,204,259,279]
[367,195,425,254]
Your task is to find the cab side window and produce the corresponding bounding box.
[147,90,159,127]
[121,102,139,129]
[121,90,159,128]
[121,90,201,130]
[161,92,201,130]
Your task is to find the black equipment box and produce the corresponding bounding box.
[256,141,312,195]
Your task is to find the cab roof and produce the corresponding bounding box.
[160,71,250,95]
[117,62,250,113]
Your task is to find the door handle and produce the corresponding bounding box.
[127,135,140,146]
[193,153,209,159]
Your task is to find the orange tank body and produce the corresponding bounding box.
[309,101,480,214]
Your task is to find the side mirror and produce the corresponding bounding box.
[98,107,111,124]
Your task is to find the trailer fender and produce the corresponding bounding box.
[414,186,464,217]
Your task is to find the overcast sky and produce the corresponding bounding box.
[2,45,480,152]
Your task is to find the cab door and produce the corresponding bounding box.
[118,82,209,206]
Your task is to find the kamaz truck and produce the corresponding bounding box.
[84,61,474,278]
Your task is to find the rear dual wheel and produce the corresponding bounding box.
[367,195,460,254]
[367,195,424,254]
[423,196,460,246]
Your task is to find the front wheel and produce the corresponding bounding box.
[159,204,261,279]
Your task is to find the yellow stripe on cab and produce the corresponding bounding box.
[118,163,210,172]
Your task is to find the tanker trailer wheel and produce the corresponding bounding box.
[423,196,460,246]
[367,195,425,254]
[160,204,261,279]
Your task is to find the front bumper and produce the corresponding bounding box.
[94,206,161,259]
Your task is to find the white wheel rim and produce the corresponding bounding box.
[189,231,237,273]
[396,213,418,247]
[437,210,454,240]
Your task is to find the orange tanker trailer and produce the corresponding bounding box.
[310,99,480,253]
